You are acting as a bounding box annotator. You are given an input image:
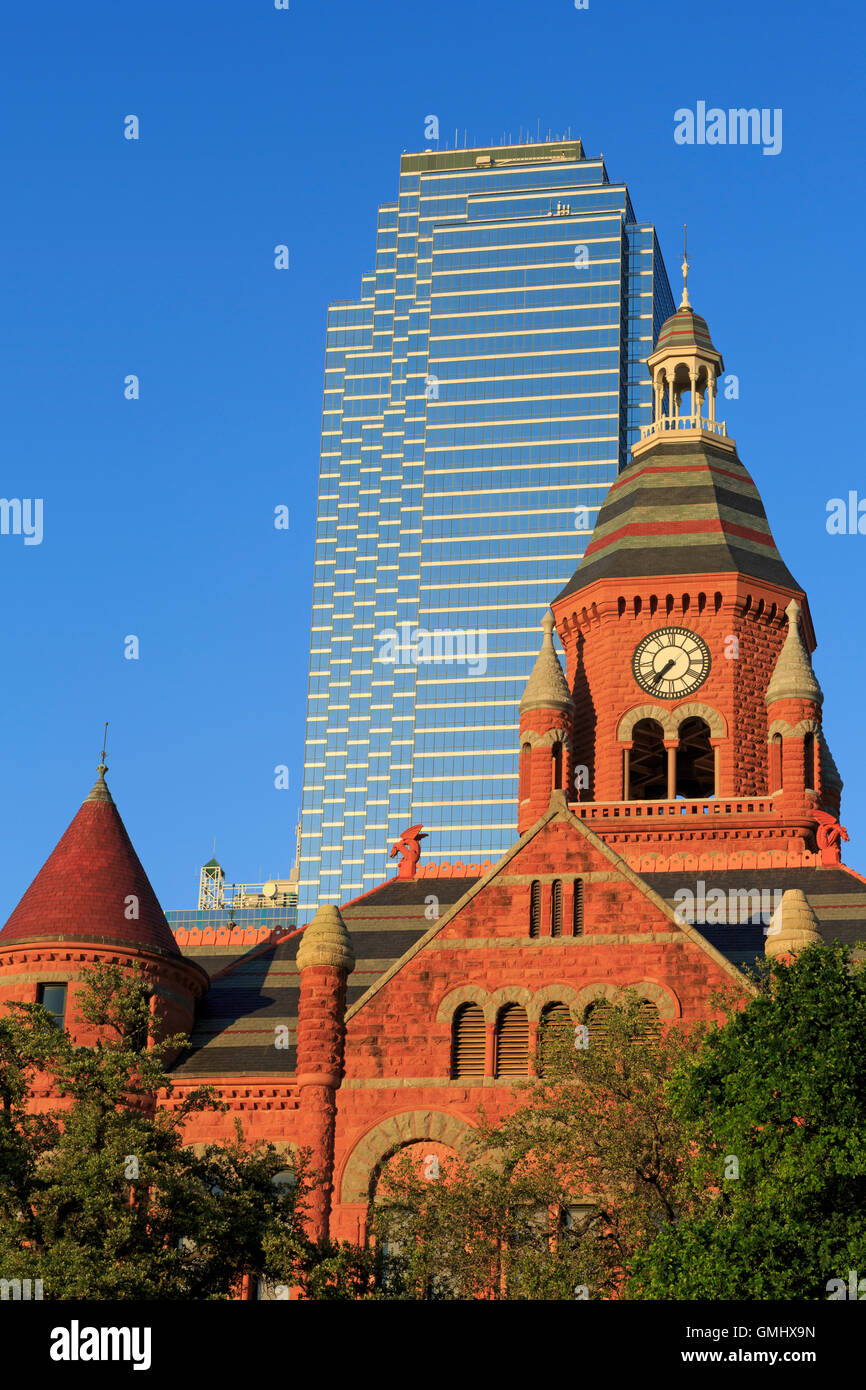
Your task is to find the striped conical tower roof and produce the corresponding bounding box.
[0,763,181,958]
[556,437,801,600]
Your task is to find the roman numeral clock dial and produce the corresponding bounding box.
[632,627,711,699]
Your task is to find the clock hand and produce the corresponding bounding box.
[650,659,677,687]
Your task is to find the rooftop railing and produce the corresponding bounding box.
[640,415,728,441]
[571,797,777,820]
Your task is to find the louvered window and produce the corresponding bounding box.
[538,1001,572,1075]
[494,1004,529,1078]
[573,879,584,936]
[586,999,660,1050]
[451,1003,485,1079]
[529,881,541,938]
[586,1000,613,1050]
[550,880,563,937]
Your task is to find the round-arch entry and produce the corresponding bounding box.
[339,1111,477,1206]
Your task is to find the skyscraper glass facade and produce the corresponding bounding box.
[299,139,674,915]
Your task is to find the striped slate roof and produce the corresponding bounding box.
[654,306,719,357]
[169,876,479,1078]
[556,437,801,600]
[642,866,866,970]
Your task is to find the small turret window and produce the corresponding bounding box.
[552,741,563,790]
[770,733,783,793]
[804,732,816,791]
[519,743,531,801]
[37,983,67,1030]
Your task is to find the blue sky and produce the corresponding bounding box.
[0,0,863,920]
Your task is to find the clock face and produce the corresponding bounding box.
[632,627,711,700]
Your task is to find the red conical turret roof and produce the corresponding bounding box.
[0,764,180,958]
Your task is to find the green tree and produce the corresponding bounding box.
[628,943,866,1299]
[0,961,355,1299]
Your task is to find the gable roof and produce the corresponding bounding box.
[345,793,754,1022]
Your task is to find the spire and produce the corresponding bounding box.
[85,761,113,804]
[297,904,355,973]
[765,889,822,959]
[680,223,690,308]
[86,723,113,803]
[519,611,572,714]
[0,761,181,957]
[765,601,823,706]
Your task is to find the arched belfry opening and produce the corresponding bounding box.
[676,717,715,798]
[628,719,666,800]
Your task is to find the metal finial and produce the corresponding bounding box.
[98,721,109,778]
[680,223,690,308]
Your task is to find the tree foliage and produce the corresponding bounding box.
[0,962,358,1299]
[627,943,866,1299]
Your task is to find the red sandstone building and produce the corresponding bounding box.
[2,287,865,1260]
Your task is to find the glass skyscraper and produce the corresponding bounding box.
[299,137,674,914]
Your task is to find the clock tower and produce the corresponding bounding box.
[548,258,843,867]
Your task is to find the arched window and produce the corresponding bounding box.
[519,742,531,801]
[537,1001,572,1075]
[529,881,541,938]
[803,732,816,790]
[770,733,783,792]
[573,879,584,936]
[451,1003,485,1079]
[553,878,567,934]
[552,741,563,790]
[629,718,666,800]
[494,1004,529,1078]
[676,717,715,798]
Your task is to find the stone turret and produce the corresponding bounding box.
[765,601,828,814]
[0,759,208,1064]
[295,905,355,1241]
[765,889,822,961]
[517,611,574,833]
